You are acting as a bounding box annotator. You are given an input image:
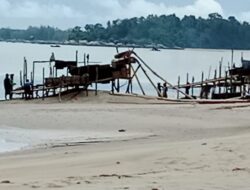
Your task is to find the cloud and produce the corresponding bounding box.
[82,0,224,23]
[0,0,224,29]
[0,0,83,19]
[68,0,224,27]
[239,12,250,23]
[169,0,224,17]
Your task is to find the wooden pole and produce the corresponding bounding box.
[137,62,161,96]
[32,61,35,86]
[67,68,69,91]
[186,73,189,98]
[130,65,141,80]
[95,66,98,96]
[53,66,55,78]
[192,76,195,97]
[49,61,52,77]
[177,76,180,99]
[20,70,24,99]
[132,65,145,95]
[111,80,115,94]
[225,71,228,94]
[230,74,233,93]
[23,58,25,84]
[126,63,133,93]
[186,73,189,84]
[219,58,222,78]
[30,71,33,98]
[200,71,204,99]
[30,72,32,83]
[23,57,27,85]
[219,60,222,94]
[53,66,56,96]
[20,70,23,86]
[231,49,234,69]
[84,53,86,66]
[76,50,78,66]
[126,80,131,93]
[130,65,133,94]
[42,67,45,100]
[213,69,217,96]
[125,64,140,93]
[201,71,204,85]
[117,79,120,93]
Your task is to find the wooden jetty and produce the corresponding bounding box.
[175,56,250,101]
[10,49,250,104]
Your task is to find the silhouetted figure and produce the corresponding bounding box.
[86,54,90,64]
[157,82,162,97]
[4,73,12,100]
[185,82,190,95]
[162,82,168,98]
[24,79,32,100]
[10,74,14,99]
[200,83,211,99]
[204,83,211,99]
[50,52,55,62]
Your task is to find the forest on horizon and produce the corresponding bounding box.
[1,13,250,49]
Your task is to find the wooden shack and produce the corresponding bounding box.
[11,49,194,100]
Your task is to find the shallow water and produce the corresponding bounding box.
[0,125,150,154]
[0,138,28,153]
[0,126,78,153]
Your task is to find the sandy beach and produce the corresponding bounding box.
[1,91,250,190]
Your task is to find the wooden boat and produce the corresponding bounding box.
[50,44,61,48]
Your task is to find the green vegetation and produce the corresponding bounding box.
[1,13,250,49]
[0,26,68,42]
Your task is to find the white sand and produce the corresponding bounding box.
[0,91,250,189]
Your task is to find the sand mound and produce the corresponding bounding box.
[1,90,183,105]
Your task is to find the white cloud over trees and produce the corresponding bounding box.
[0,0,247,29]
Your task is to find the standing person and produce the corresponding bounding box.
[24,79,32,100]
[86,54,90,64]
[50,52,55,62]
[4,73,12,100]
[157,82,162,97]
[162,82,168,98]
[10,74,15,99]
[185,82,190,95]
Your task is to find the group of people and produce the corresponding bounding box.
[3,73,13,100]
[3,73,32,100]
[157,82,168,98]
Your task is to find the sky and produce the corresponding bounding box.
[0,0,250,29]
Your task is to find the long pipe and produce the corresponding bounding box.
[133,52,194,99]
[136,61,161,96]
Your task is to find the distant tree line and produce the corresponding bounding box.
[69,13,250,49]
[0,26,68,42]
[1,13,250,49]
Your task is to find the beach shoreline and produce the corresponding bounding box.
[1,93,250,189]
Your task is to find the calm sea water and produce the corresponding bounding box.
[1,42,250,99]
